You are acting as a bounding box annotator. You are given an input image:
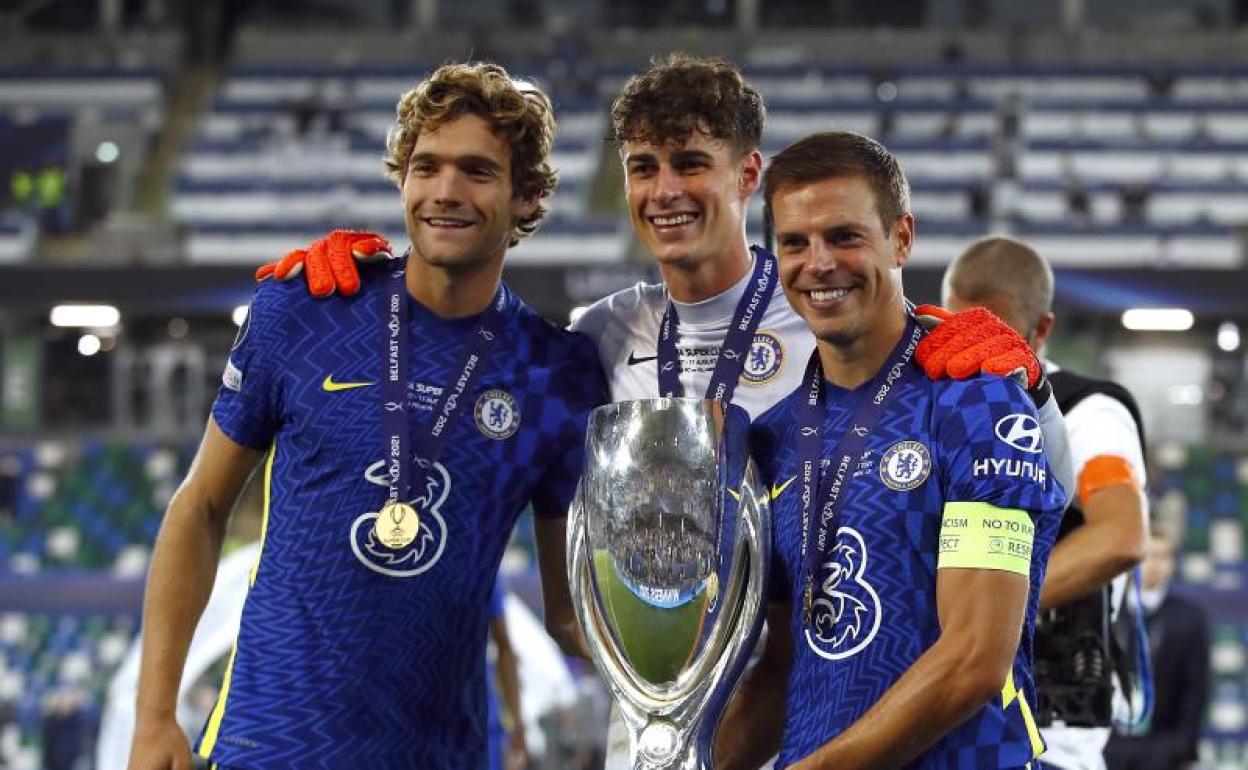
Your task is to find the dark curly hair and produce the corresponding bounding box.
[383,61,557,246]
[610,53,764,154]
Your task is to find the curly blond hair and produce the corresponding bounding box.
[383,62,557,245]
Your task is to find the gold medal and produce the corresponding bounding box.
[374,500,420,549]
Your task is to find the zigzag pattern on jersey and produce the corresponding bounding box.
[765,376,937,765]
[750,371,1064,769]
[205,263,605,769]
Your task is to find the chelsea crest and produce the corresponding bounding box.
[474,389,520,440]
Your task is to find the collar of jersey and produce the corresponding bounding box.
[669,253,766,329]
[402,280,511,333]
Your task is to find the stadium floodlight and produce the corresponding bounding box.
[77,334,101,356]
[1121,308,1193,332]
[95,141,120,164]
[1167,384,1203,406]
[1217,322,1240,353]
[232,305,249,326]
[50,304,120,328]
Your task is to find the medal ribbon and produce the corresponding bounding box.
[796,315,924,623]
[381,264,506,505]
[657,246,777,402]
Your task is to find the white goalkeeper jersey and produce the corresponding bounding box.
[571,259,814,416]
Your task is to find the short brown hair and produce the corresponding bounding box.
[383,61,557,245]
[763,131,911,231]
[610,53,764,154]
[945,237,1054,331]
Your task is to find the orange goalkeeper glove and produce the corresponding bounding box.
[914,304,1050,403]
[255,229,392,298]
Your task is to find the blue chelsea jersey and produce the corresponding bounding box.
[750,366,1065,770]
[199,259,606,769]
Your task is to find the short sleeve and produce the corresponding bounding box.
[530,333,608,519]
[1063,393,1148,488]
[211,282,288,450]
[933,376,1066,520]
[1035,394,1075,505]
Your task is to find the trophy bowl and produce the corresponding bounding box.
[568,398,771,770]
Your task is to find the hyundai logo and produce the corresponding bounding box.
[994,414,1043,454]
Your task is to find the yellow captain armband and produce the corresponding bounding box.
[937,502,1034,577]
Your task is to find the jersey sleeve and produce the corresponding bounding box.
[933,376,1066,520]
[1063,392,1148,488]
[211,282,288,450]
[1035,393,1075,506]
[530,332,608,519]
[748,411,793,603]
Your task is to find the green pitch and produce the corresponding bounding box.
[592,550,709,684]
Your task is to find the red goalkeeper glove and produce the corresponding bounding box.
[914,304,1050,404]
[255,229,392,298]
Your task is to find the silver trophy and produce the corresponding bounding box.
[568,398,771,770]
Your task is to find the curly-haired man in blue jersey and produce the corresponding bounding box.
[129,62,606,770]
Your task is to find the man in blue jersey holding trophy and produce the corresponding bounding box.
[720,131,1067,770]
[128,62,605,770]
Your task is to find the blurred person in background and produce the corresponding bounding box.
[1103,527,1210,770]
[487,577,531,770]
[942,236,1150,770]
[128,61,604,770]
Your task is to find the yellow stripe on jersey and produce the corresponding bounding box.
[198,642,240,759]
[1001,669,1046,760]
[201,441,277,759]
[248,444,277,587]
[937,501,1033,576]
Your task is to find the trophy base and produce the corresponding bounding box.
[637,721,682,768]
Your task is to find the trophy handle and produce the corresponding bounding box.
[693,467,771,767]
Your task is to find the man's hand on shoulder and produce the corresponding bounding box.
[914,304,1049,404]
[255,229,392,298]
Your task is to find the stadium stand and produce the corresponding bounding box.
[0,3,1245,766]
[174,66,623,265]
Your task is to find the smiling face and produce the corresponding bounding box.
[400,113,536,274]
[621,131,761,278]
[772,174,913,353]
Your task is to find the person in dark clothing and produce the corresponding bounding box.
[1104,528,1210,770]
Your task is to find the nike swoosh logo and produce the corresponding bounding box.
[725,477,795,503]
[770,476,796,500]
[322,375,375,392]
[627,351,658,366]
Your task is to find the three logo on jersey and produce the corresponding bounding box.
[772,439,932,660]
[352,458,451,578]
[340,386,521,578]
[806,527,882,660]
